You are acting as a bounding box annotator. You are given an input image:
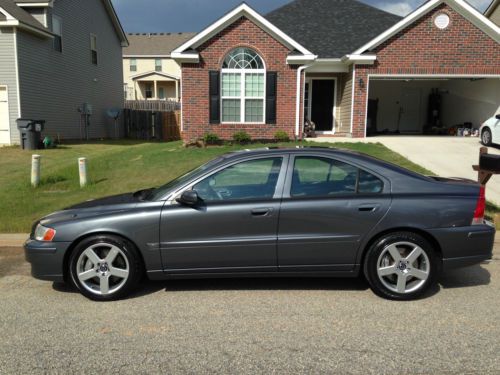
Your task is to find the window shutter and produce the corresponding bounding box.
[266,72,277,124]
[209,71,220,124]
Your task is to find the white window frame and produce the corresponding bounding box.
[220,51,266,124]
[155,58,162,72]
[130,58,137,72]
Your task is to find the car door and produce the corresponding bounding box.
[160,155,288,273]
[277,154,391,272]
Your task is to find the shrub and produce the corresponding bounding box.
[232,131,252,144]
[203,132,221,145]
[274,130,290,142]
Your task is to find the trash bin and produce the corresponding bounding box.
[17,119,45,150]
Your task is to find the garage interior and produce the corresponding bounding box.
[367,77,500,136]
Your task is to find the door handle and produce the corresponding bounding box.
[251,208,273,217]
[358,205,378,212]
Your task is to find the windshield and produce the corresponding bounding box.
[147,158,222,201]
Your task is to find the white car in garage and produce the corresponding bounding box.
[480,114,500,146]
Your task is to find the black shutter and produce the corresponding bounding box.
[265,72,277,124]
[209,71,220,124]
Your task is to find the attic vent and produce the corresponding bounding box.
[434,13,450,29]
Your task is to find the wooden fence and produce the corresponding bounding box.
[123,109,181,141]
[124,100,180,112]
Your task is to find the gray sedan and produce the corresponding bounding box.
[25,147,495,301]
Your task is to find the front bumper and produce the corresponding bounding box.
[24,239,72,282]
[427,223,496,271]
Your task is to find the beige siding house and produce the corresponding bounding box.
[0,0,128,145]
[486,0,500,25]
[123,33,195,101]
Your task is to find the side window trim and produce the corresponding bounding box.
[283,153,387,199]
[171,154,289,204]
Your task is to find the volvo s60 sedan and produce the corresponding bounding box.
[25,147,495,301]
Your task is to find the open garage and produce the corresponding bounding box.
[367,77,500,136]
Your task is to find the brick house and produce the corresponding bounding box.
[172,0,500,141]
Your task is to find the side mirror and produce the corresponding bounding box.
[176,190,199,206]
[496,114,500,120]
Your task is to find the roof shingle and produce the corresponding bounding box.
[0,0,50,34]
[123,32,197,56]
[266,0,402,58]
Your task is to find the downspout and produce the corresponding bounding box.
[295,64,311,140]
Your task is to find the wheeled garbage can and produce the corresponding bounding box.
[16,119,45,150]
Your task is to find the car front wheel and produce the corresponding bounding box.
[364,232,439,300]
[481,128,492,146]
[69,235,143,301]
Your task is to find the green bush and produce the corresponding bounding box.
[274,130,290,142]
[232,131,252,144]
[203,132,221,145]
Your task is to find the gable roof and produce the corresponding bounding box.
[0,0,52,36]
[266,0,402,59]
[353,0,500,54]
[172,3,316,63]
[124,32,196,56]
[485,0,499,16]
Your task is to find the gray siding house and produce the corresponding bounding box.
[0,0,128,145]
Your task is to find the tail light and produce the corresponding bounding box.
[472,186,486,225]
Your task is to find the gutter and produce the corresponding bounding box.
[295,64,311,139]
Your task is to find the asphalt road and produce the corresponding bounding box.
[1,243,499,375]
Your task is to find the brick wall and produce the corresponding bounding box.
[351,3,500,138]
[181,17,300,141]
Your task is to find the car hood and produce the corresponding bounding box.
[65,192,139,209]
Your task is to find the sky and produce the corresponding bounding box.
[111,0,493,33]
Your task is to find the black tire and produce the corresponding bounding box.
[480,153,500,173]
[69,235,143,301]
[481,128,492,146]
[363,232,439,301]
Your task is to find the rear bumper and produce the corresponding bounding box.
[427,223,495,271]
[24,239,71,282]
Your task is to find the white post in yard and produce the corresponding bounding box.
[31,154,41,187]
[78,157,88,187]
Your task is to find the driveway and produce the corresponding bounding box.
[310,136,500,206]
[1,242,499,374]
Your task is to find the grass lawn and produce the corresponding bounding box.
[0,140,497,232]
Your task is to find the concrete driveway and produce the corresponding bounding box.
[372,137,500,206]
[310,136,500,206]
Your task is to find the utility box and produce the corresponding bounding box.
[16,119,45,150]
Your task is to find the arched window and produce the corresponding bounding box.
[221,48,265,123]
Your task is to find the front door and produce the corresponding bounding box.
[311,79,335,132]
[0,86,10,144]
[160,156,287,273]
[277,154,391,271]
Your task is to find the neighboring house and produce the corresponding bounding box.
[122,32,195,101]
[0,0,128,145]
[172,0,500,141]
[486,0,500,25]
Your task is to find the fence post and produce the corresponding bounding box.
[78,157,88,187]
[31,154,41,187]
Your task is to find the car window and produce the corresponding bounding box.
[291,156,358,197]
[358,170,383,194]
[193,157,283,202]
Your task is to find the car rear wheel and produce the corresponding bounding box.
[481,128,492,146]
[69,235,142,301]
[364,232,439,300]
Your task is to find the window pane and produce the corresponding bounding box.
[130,59,137,71]
[222,48,264,69]
[222,99,241,122]
[193,158,282,202]
[291,157,358,197]
[221,73,241,97]
[155,59,162,72]
[245,73,264,97]
[245,99,264,122]
[358,170,383,193]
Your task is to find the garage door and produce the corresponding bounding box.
[0,86,10,144]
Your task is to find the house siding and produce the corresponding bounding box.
[338,67,353,134]
[181,17,299,141]
[351,3,500,138]
[0,28,19,144]
[16,0,124,141]
[23,7,47,27]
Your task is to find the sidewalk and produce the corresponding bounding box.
[0,234,29,247]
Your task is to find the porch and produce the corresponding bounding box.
[129,71,180,101]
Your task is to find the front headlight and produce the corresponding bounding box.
[34,224,56,242]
